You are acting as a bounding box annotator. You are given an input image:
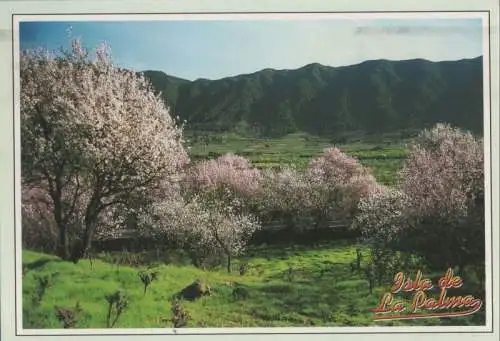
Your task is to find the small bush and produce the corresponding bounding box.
[356,248,363,272]
[171,299,190,328]
[54,302,83,328]
[104,290,129,328]
[349,261,357,274]
[138,269,158,295]
[232,286,250,300]
[239,263,249,276]
[32,273,57,306]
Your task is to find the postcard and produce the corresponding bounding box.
[0,1,499,341]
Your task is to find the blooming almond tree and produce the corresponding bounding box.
[399,123,484,271]
[353,187,410,282]
[144,193,260,272]
[193,196,260,273]
[356,124,484,275]
[21,38,188,262]
[186,153,262,201]
[259,166,310,213]
[256,166,316,230]
[305,147,383,227]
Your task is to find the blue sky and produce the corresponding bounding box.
[19,18,483,81]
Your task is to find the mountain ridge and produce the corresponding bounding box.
[141,56,483,137]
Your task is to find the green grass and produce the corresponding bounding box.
[22,241,485,329]
[186,132,408,185]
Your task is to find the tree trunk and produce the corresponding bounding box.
[227,253,231,273]
[53,192,69,260]
[56,225,69,260]
[70,189,102,263]
[70,214,98,264]
[81,218,97,262]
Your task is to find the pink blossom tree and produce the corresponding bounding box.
[254,148,382,239]
[185,153,262,202]
[259,166,311,212]
[21,38,188,262]
[399,123,484,270]
[357,124,484,273]
[305,147,383,229]
[257,166,316,230]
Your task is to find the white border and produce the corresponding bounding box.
[1,1,499,341]
[13,12,489,21]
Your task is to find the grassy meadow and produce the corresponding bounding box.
[22,240,484,329]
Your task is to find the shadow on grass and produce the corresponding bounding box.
[240,262,377,326]
[245,239,359,260]
[23,258,61,273]
[265,262,364,284]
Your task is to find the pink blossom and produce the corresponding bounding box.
[186,153,262,199]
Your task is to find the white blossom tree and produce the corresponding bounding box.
[21,38,188,262]
[142,192,260,272]
[195,196,261,272]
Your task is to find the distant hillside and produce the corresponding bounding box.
[142,57,483,137]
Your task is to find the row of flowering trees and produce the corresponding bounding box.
[21,38,485,275]
[182,123,485,275]
[177,149,382,269]
[184,149,383,234]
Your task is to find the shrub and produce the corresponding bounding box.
[138,269,158,295]
[105,290,129,328]
[171,299,190,328]
[239,263,249,276]
[285,267,294,282]
[32,273,58,306]
[364,264,375,294]
[54,302,83,328]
